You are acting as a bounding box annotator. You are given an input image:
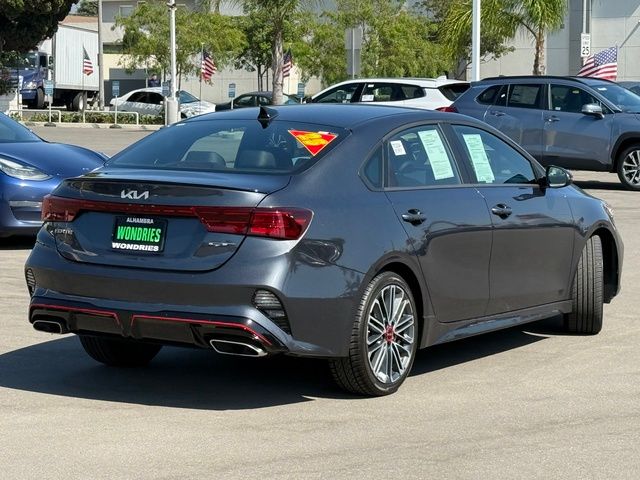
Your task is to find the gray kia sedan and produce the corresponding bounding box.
[25,104,622,396]
[449,75,640,190]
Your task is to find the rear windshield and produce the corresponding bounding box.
[107,119,348,174]
[438,83,470,101]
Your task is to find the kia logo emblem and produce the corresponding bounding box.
[120,189,150,200]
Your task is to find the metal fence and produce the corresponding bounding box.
[8,109,140,126]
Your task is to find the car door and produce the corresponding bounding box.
[120,91,147,113]
[312,82,363,103]
[381,124,493,323]
[144,92,164,116]
[449,124,575,315]
[542,83,614,170]
[233,94,256,108]
[482,83,545,161]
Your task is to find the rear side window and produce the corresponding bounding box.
[386,125,461,188]
[314,83,360,103]
[452,125,536,185]
[507,84,542,109]
[107,120,348,174]
[477,85,502,105]
[438,83,470,101]
[401,85,425,99]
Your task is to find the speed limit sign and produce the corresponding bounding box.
[581,33,591,58]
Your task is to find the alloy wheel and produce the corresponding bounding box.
[622,149,640,186]
[366,284,416,384]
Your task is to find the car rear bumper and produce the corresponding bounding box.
[25,229,361,357]
[29,298,287,357]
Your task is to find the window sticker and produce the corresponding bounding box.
[462,133,495,183]
[288,130,337,156]
[361,94,374,102]
[390,140,406,156]
[417,130,454,180]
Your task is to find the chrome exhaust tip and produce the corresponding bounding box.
[209,338,267,357]
[32,319,68,334]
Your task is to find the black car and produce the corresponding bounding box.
[450,75,640,190]
[25,104,623,396]
[216,91,300,110]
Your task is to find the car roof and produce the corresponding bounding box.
[474,75,617,87]
[187,103,466,129]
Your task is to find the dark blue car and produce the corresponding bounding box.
[0,113,105,237]
[25,105,622,396]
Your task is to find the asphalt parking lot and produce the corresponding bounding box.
[1,126,639,479]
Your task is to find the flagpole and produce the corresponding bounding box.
[200,44,203,114]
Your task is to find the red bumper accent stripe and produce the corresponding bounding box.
[130,314,272,346]
[30,303,121,327]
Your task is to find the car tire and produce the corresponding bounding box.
[564,235,604,334]
[79,335,162,367]
[71,93,85,112]
[35,88,45,109]
[329,272,418,396]
[616,144,640,190]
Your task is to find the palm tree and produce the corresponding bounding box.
[515,0,567,75]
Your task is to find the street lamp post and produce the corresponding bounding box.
[97,0,104,110]
[166,0,179,125]
[471,0,481,81]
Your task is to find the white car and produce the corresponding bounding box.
[310,77,469,110]
[110,87,216,118]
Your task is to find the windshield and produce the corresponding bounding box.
[592,84,640,113]
[16,53,38,69]
[179,91,199,104]
[107,119,347,174]
[0,113,41,143]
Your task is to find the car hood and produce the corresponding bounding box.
[0,142,105,178]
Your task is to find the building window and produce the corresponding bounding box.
[119,5,134,17]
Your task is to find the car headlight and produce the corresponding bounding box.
[0,158,51,181]
[22,81,38,90]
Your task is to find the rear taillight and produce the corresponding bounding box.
[42,195,312,240]
[436,106,458,112]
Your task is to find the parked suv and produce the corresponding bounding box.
[310,77,469,110]
[451,75,640,190]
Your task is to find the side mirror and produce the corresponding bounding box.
[582,103,604,119]
[545,165,572,188]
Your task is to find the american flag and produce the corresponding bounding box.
[577,46,617,81]
[282,49,292,78]
[201,51,216,82]
[83,47,93,76]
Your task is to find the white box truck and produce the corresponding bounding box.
[18,24,99,111]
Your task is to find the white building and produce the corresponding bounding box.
[481,0,640,80]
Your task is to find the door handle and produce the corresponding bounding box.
[401,209,427,225]
[545,116,560,123]
[490,204,512,219]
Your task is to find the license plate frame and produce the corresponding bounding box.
[111,216,167,254]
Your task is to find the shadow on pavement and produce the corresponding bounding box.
[0,236,36,251]
[574,179,626,191]
[0,317,563,409]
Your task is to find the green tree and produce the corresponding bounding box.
[0,0,78,94]
[516,0,567,75]
[76,0,98,16]
[240,0,319,105]
[116,2,245,86]
[298,0,449,86]
[234,10,274,91]
[426,0,567,77]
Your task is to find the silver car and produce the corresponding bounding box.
[110,87,216,118]
[451,75,640,190]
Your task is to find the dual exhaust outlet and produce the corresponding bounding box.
[31,318,266,357]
